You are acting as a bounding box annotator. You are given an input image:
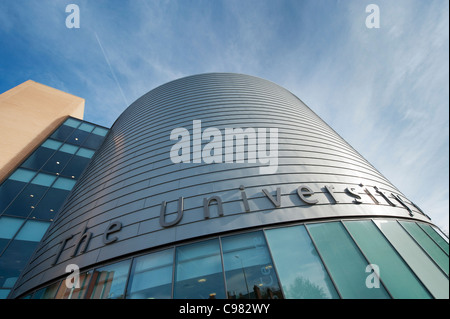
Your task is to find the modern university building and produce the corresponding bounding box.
[0,73,448,299]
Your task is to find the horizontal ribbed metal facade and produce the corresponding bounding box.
[12,73,431,297]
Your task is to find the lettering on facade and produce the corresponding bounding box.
[52,182,429,266]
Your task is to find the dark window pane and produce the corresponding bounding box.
[126,249,174,299]
[61,155,91,179]
[222,231,283,299]
[32,282,61,299]
[0,180,27,213]
[42,151,74,174]
[50,124,76,141]
[82,134,105,149]
[21,145,57,171]
[174,239,225,299]
[0,240,40,289]
[3,184,48,218]
[66,129,91,146]
[29,188,70,221]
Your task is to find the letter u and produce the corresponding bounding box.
[160,197,184,227]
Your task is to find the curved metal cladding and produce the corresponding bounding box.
[12,73,431,297]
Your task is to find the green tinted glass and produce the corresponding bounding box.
[306,222,390,299]
[344,220,431,298]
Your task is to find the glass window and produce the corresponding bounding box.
[0,289,10,299]
[126,249,174,299]
[0,217,25,252]
[76,147,95,159]
[0,179,27,213]
[50,124,76,141]
[92,126,109,137]
[31,173,57,187]
[32,281,61,299]
[0,239,41,289]
[419,224,449,255]
[174,239,225,299]
[3,184,49,218]
[374,220,449,299]
[344,220,432,299]
[78,123,95,133]
[66,129,91,146]
[63,118,81,128]
[52,177,76,191]
[82,134,105,149]
[88,260,131,299]
[265,226,339,299]
[399,221,449,275]
[306,222,390,299]
[221,231,283,299]
[14,220,50,242]
[29,188,70,221]
[0,217,24,240]
[21,140,61,171]
[8,168,36,183]
[55,271,93,299]
[61,153,92,179]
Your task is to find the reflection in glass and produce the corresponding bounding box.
[32,281,61,299]
[89,260,131,299]
[222,231,283,299]
[307,222,390,299]
[265,226,339,299]
[344,220,432,298]
[127,249,174,299]
[3,184,48,218]
[174,239,225,299]
[55,271,92,299]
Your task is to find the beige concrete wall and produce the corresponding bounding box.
[0,80,85,183]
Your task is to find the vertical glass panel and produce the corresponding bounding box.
[56,271,93,299]
[59,144,79,154]
[0,217,25,240]
[66,129,90,146]
[82,134,105,149]
[31,173,56,187]
[0,217,25,252]
[41,139,63,150]
[21,143,59,171]
[265,226,339,299]
[0,240,40,289]
[399,221,449,275]
[0,180,27,213]
[78,123,95,133]
[374,220,449,299]
[41,151,73,175]
[306,222,390,299]
[3,184,49,218]
[222,231,283,299]
[344,220,432,299]
[419,224,449,255]
[60,156,90,179]
[14,220,50,242]
[32,281,61,299]
[76,148,95,159]
[52,177,77,191]
[0,289,10,299]
[50,125,76,141]
[92,126,109,137]
[9,168,36,183]
[174,239,225,299]
[64,118,81,128]
[29,188,70,221]
[126,249,174,299]
[89,260,131,299]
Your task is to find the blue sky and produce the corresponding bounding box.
[0,0,448,234]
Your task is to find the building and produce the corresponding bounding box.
[2,73,449,299]
[0,82,109,298]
